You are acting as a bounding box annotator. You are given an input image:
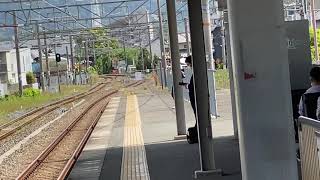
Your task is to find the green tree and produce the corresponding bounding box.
[75,27,155,74]
[136,48,152,70]
[95,54,113,74]
[26,72,35,84]
[309,27,320,61]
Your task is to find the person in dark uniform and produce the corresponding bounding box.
[185,56,199,144]
[185,56,196,117]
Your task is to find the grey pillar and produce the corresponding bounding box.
[66,46,69,85]
[157,0,167,87]
[69,35,76,84]
[188,0,221,177]
[36,22,45,91]
[202,0,214,69]
[84,41,89,72]
[146,10,154,68]
[43,30,50,87]
[223,9,238,139]
[203,0,218,117]
[13,12,23,96]
[184,18,191,56]
[166,0,186,136]
[227,0,298,179]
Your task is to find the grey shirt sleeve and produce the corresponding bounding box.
[299,97,304,116]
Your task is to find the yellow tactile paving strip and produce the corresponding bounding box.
[121,95,150,180]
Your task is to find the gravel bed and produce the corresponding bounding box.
[0,80,124,179]
[0,104,72,156]
[29,99,107,179]
[0,92,106,179]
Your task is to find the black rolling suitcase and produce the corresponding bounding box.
[187,126,198,144]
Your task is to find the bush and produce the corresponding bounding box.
[26,72,35,84]
[23,88,40,97]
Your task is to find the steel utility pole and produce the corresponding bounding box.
[69,35,76,84]
[311,0,319,61]
[56,60,61,93]
[92,41,96,68]
[53,45,61,93]
[123,37,128,72]
[184,18,191,56]
[13,12,23,96]
[43,29,50,87]
[157,0,167,87]
[166,0,186,136]
[146,10,154,69]
[36,22,45,91]
[66,46,69,85]
[84,41,89,72]
[139,31,145,72]
[84,40,89,84]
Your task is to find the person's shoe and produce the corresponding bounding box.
[171,106,175,109]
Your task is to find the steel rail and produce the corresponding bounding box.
[16,90,117,180]
[0,81,111,141]
[16,80,142,179]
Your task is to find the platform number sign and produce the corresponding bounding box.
[56,53,61,62]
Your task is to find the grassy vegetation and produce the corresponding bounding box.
[0,85,91,124]
[215,69,230,90]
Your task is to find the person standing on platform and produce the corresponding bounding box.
[184,56,199,144]
[299,66,320,119]
[185,56,196,117]
[171,69,185,109]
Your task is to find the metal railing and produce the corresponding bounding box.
[298,116,320,180]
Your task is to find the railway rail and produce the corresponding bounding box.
[15,80,144,180]
[0,82,109,142]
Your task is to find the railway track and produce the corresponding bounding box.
[0,82,109,142]
[15,80,144,180]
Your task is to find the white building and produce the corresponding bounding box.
[0,48,33,85]
[150,32,191,59]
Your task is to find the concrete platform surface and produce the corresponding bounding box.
[68,83,241,180]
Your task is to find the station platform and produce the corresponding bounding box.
[68,81,242,180]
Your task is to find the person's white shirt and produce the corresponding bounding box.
[298,85,320,119]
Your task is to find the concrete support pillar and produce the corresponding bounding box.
[202,0,218,117]
[36,22,45,92]
[69,35,76,85]
[227,0,298,179]
[13,12,23,96]
[184,18,191,56]
[84,41,89,72]
[166,0,186,136]
[202,0,214,69]
[187,0,221,178]
[223,9,238,139]
[157,0,167,87]
[43,30,50,87]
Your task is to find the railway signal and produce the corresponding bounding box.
[56,53,61,62]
